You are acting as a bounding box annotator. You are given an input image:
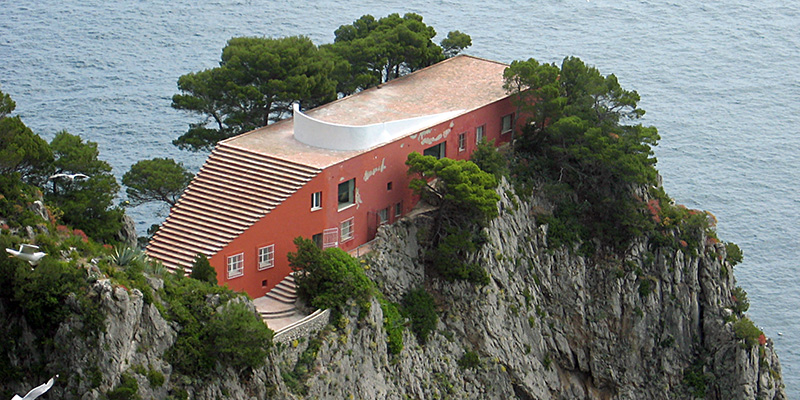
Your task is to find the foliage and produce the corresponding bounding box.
[122,157,193,207]
[160,272,271,377]
[283,336,322,395]
[288,237,373,310]
[10,256,89,334]
[725,242,743,266]
[106,372,141,400]
[401,288,438,345]
[505,56,660,251]
[0,87,15,119]
[440,30,472,58]
[683,359,712,398]
[146,366,165,388]
[457,350,481,370]
[325,13,461,94]
[172,36,337,151]
[205,301,273,371]
[0,173,47,228]
[0,116,53,185]
[470,139,507,179]
[379,297,404,355]
[406,152,499,284]
[733,316,763,349]
[731,286,750,315]
[189,253,217,285]
[110,245,145,267]
[45,131,123,242]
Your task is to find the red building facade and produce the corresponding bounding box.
[147,55,517,298]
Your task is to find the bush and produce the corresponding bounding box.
[13,257,87,334]
[683,360,712,398]
[402,288,438,345]
[733,317,763,348]
[731,286,749,315]
[457,350,480,370]
[725,242,743,266]
[426,228,489,285]
[379,298,404,355]
[288,237,373,310]
[206,301,273,371]
[189,253,217,285]
[106,372,141,400]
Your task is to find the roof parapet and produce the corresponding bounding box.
[292,103,462,151]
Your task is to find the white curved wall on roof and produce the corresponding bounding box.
[292,103,462,151]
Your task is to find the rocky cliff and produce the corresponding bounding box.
[1,182,784,399]
[270,182,784,400]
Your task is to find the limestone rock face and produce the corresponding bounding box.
[115,214,137,248]
[271,183,785,400]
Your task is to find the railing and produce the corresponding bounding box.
[272,308,330,344]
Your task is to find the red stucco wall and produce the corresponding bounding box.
[210,97,516,298]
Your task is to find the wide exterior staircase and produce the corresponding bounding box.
[255,274,304,330]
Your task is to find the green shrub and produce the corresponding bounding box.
[402,288,438,345]
[283,337,322,395]
[733,317,762,348]
[426,228,489,285]
[638,277,655,298]
[725,242,743,266]
[683,360,711,398]
[146,367,165,388]
[379,298,404,355]
[731,286,749,315]
[12,257,86,334]
[206,301,273,371]
[106,372,141,400]
[457,350,481,370]
[288,237,373,310]
[189,253,217,285]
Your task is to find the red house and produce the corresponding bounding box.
[146,55,516,298]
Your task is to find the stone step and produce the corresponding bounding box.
[265,291,297,304]
[260,308,296,319]
[271,284,297,297]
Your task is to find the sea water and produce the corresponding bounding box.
[2,0,798,395]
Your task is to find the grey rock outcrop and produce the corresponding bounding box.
[271,182,784,399]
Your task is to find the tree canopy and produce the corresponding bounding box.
[46,131,123,242]
[406,152,499,284]
[172,14,471,150]
[504,56,660,251]
[122,157,193,208]
[287,237,373,310]
[172,36,338,151]
[0,89,52,184]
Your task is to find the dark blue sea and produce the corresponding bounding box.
[2,0,799,394]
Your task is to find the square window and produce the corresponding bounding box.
[476,125,485,144]
[387,181,393,191]
[340,218,354,242]
[227,253,244,279]
[258,244,275,270]
[378,208,389,225]
[458,132,466,152]
[501,114,513,134]
[262,280,267,288]
[311,191,322,210]
[394,202,402,217]
[423,142,446,159]
[338,179,355,210]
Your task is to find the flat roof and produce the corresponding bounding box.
[223,55,510,169]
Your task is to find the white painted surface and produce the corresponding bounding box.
[292,103,463,151]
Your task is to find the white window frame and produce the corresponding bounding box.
[338,179,355,210]
[423,142,446,159]
[476,125,485,144]
[258,244,275,270]
[378,208,389,225]
[458,132,466,152]
[501,114,513,134]
[227,253,244,279]
[311,191,322,211]
[340,217,354,242]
